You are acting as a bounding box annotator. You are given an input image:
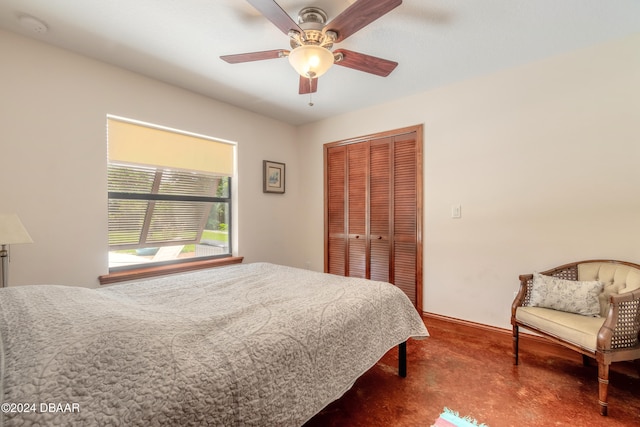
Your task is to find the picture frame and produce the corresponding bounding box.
[263,160,285,194]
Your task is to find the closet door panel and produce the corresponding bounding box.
[328,237,346,276]
[369,138,392,282]
[370,241,389,282]
[394,241,417,303]
[394,135,417,238]
[348,238,367,278]
[393,133,418,302]
[347,143,368,278]
[326,146,346,275]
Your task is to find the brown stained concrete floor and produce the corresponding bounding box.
[304,317,640,427]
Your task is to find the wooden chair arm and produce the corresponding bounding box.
[609,289,640,305]
[597,289,640,351]
[511,275,532,316]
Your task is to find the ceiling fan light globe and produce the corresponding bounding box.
[288,45,334,78]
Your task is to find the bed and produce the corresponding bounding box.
[0,262,428,426]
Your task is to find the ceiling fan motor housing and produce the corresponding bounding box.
[289,7,336,50]
[297,7,327,27]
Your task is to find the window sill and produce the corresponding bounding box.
[98,256,244,285]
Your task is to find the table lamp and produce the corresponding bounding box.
[0,214,33,288]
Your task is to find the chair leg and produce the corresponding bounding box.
[598,362,610,416]
[513,325,519,365]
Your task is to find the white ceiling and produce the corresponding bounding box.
[1,1,639,126]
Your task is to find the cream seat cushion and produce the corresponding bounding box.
[516,306,605,352]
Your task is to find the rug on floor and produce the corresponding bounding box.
[431,407,488,427]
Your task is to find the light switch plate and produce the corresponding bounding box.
[451,204,461,219]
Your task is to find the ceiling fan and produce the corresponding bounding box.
[220,0,401,102]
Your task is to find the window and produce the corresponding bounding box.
[107,117,235,271]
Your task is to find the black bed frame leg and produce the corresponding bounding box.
[398,341,407,377]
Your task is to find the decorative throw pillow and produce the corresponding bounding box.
[528,273,604,317]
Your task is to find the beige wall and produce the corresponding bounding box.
[3,28,639,330]
[0,29,301,286]
[296,33,640,328]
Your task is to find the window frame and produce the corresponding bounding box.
[103,116,237,284]
[107,175,233,272]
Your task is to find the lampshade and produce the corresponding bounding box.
[288,45,335,78]
[0,214,33,245]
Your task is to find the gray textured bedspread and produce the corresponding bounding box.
[0,262,428,426]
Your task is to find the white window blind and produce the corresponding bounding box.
[107,117,234,176]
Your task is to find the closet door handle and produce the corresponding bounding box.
[377,236,383,240]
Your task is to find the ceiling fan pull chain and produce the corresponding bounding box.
[308,76,314,107]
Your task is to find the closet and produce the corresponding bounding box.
[324,125,423,311]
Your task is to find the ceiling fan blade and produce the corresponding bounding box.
[325,0,402,43]
[220,49,287,63]
[299,76,318,94]
[246,0,304,35]
[334,49,398,77]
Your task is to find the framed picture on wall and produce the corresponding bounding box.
[263,160,285,194]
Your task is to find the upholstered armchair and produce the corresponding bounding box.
[511,260,640,416]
